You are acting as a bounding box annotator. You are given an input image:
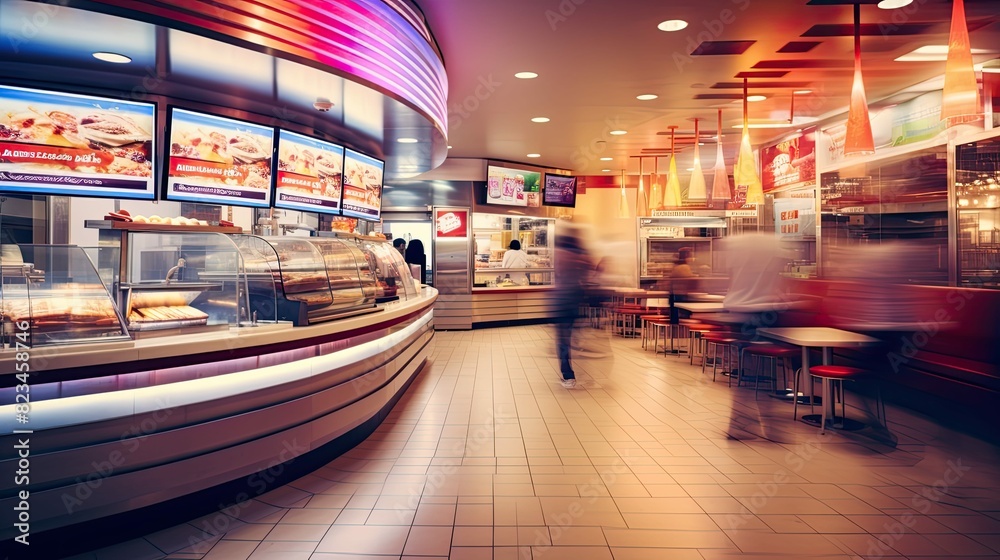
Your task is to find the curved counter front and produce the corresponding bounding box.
[0,288,438,541]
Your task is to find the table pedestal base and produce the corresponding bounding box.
[800,414,865,431]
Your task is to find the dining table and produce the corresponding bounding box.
[756,327,880,430]
[673,301,726,314]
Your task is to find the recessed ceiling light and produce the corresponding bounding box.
[686,168,695,172]
[609,130,627,136]
[602,169,611,172]
[895,45,993,62]
[599,157,613,161]
[636,94,658,101]
[531,117,550,123]
[747,95,767,102]
[657,20,688,32]
[92,52,132,64]
[527,153,541,158]
[794,90,812,95]
[515,71,538,79]
[877,0,913,9]
[397,137,418,143]
[447,145,453,149]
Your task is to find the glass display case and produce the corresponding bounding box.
[354,237,418,301]
[231,235,377,325]
[638,216,726,286]
[1,244,129,347]
[122,231,250,332]
[954,130,1000,288]
[472,213,555,288]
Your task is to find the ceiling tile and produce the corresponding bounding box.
[690,41,756,56]
[753,59,854,69]
[778,41,822,53]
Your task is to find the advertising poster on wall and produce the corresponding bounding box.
[774,197,816,238]
[435,209,468,238]
[341,148,384,220]
[761,128,816,191]
[0,85,156,199]
[165,108,274,207]
[486,165,541,207]
[542,174,577,207]
[274,129,344,214]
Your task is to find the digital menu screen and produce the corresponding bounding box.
[274,129,344,215]
[543,174,577,208]
[341,148,384,220]
[164,107,274,208]
[486,165,541,207]
[0,85,156,200]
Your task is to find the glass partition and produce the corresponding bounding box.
[955,131,1000,288]
[819,144,949,285]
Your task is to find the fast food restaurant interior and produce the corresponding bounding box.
[1,0,1000,557]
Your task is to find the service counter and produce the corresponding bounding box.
[436,285,558,329]
[0,286,437,540]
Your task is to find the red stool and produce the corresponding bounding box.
[740,344,799,398]
[686,323,725,365]
[639,314,667,350]
[806,365,885,434]
[700,332,743,381]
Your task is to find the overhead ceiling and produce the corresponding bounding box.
[412,0,1000,175]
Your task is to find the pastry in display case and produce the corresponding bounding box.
[1,244,129,347]
[354,236,418,301]
[230,235,378,326]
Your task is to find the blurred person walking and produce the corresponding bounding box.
[553,223,593,388]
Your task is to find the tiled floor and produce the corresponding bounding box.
[69,325,1000,559]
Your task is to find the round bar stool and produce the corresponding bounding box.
[700,332,743,382]
[806,365,885,434]
[640,314,667,350]
[686,323,726,365]
[740,344,799,399]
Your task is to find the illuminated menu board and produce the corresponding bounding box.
[164,107,274,208]
[486,165,541,207]
[543,174,577,208]
[0,85,155,200]
[340,148,384,220]
[274,129,344,215]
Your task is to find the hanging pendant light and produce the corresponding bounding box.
[665,126,683,207]
[711,109,731,208]
[844,3,875,155]
[618,168,630,218]
[636,157,648,215]
[734,79,764,204]
[941,0,980,126]
[650,157,663,210]
[688,117,707,203]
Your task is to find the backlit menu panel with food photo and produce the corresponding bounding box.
[165,108,274,207]
[486,165,541,207]
[341,149,384,220]
[0,85,155,199]
[543,174,577,207]
[275,130,344,214]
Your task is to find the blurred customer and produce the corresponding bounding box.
[671,247,696,278]
[718,232,796,313]
[554,223,594,388]
[501,239,530,285]
[405,239,427,284]
[393,238,406,256]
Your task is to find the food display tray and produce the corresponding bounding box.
[85,220,244,234]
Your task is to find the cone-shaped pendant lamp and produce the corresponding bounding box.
[650,157,663,210]
[844,3,874,155]
[688,118,707,202]
[664,126,683,207]
[618,169,630,219]
[711,109,731,208]
[734,79,764,204]
[636,157,648,215]
[941,0,980,125]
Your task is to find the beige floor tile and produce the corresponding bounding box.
[315,525,409,555]
[401,525,453,556]
[529,546,613,560]
[263,523,328,541]
[453,526,493,546]
[603,528,736,549]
